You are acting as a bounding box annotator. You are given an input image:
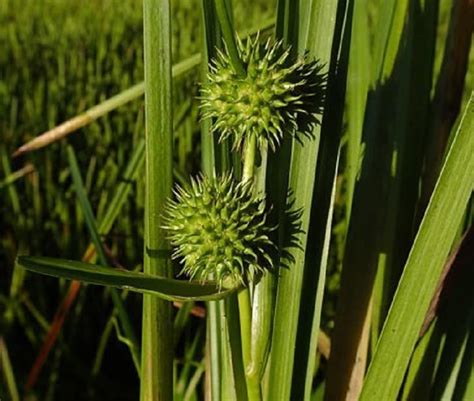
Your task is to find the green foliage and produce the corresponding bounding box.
[360,93,474,400]
[16,256,235,302]
[1,0,473,401]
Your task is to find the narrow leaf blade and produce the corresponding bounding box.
[17,256,235,302]
[360,93,474,401]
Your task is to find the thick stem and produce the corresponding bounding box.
[226,295,249,401]
[248,145,272,396]
[141,1,173,400]
[242,134,257,183]
[238,289,252,368]
[246,375,262,401]
[238,133,262,401]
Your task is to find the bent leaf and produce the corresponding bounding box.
[17,256,236,302]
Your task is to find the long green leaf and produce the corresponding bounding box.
[371,0,409,84]
[295,1,353,399]
[12,55,200,157]
[267,1,350,400]
[214,0,245,77]
[371,0,439,356]
[67,146,108,264]
[225,294,249,401]
[141,1,174,400]
[429,229,474,400]
[0,338,19,401]
[16,256,235,302]
[200,2,225,401]
[97,139,145,235]
[360,93,474,401]
[401,322,443,401]
[344,0,369,222]
[453,321,474,400]
[67,145,141,370]
[326,1,439,398]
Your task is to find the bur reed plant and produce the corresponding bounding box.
[1,1,473,401]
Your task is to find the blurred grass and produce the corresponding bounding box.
[0,1,273,399]
[0,0,274,270]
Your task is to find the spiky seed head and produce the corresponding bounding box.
[201,35,326,151]
[162,174,275,289]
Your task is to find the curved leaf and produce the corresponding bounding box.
[17,256,235,302]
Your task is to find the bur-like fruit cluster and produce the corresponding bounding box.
[201,36,326,151]
[163,174,274,288]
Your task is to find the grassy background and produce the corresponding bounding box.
[0,1,272,400]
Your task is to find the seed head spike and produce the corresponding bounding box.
[201,36,327,151]
[163,174,276,289]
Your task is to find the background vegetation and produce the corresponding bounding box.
[1,0,472,400]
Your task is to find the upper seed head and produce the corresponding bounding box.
[201,36,326,151]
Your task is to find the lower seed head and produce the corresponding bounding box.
[163,174,275,288]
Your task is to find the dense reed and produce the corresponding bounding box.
[1,1,472,401]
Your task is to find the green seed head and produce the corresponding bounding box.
[201,36,326,151]
[163,174,275,288]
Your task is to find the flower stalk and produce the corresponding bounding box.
[239,133,262,401]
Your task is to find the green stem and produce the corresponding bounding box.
[248,145,272,396]
[214,0,246,77]
[237,289,252,368]
[0,338,20,401]
[201,2,223,400]
[242,134,257,183]
[141,1,173,400]
[239,134,262,401]
[226,295,249,401]
[248,272,274,379]
[246,375,262,401]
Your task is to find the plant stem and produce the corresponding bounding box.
[239,133,262,401]
[0,338,20,401]
[237,290,252,368]
[242,134,257,183]
[214,0,245,77]
[141,0,173,400]
[226,295,249,401]
[200,2,223,400]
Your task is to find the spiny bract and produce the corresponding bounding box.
[163,174,275,288]
[201,35,326,151]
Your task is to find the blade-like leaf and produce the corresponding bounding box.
[12,55,200,157]
[267,1,352,401]
[200,2,225,401]
[0,338,19,401]
[67,144,141,370]
[17,256,236,302]
[452,322,474,400]
[360,93,474,401]
[0,163,35,190]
